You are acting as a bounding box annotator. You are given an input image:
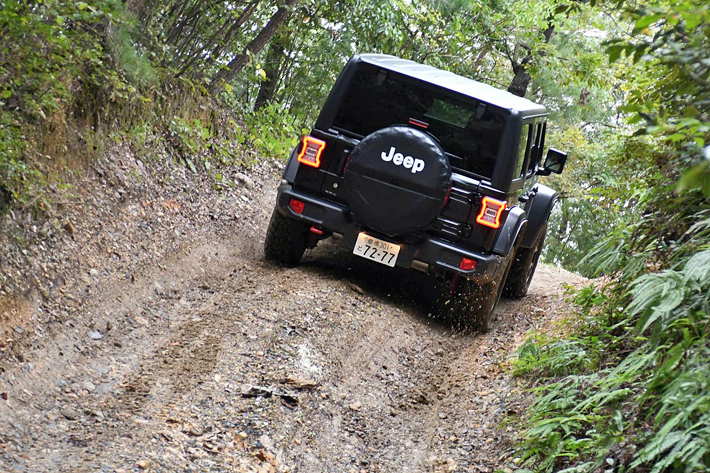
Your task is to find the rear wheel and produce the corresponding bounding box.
[465,252,516,333]
[264,209,311,266]
[504,222,547,299]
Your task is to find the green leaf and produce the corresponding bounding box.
[677,161,710,195]
[1,90,11,99]
[634,14,662,31]
[633,45,648,63]
[606,45,624,63]
[186,158,197,173]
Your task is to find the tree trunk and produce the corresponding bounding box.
[506,24,555,98]
[254,39,287,110]
[125,0,147,15]
[210,0,297,94]
[473,47,489,70]
[207,0,260,66]
[507,56,532,97]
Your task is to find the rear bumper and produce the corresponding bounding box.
[275,182,505,284]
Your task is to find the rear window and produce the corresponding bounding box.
[333,67,505,178]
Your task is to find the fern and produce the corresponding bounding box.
[512,240,710,471]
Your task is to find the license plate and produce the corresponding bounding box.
[353,233,400,267]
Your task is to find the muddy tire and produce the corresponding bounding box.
[465,252,515,333]
[264,209,311,266]
[504,222,547,299]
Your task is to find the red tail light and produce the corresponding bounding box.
[408,118,429,129]
[289,199,305,214]
[476,197,506,229]
[460,257,477,271]
[297,136,326,168]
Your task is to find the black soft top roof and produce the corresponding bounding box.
[356,54,548,117]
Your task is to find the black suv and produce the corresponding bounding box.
[264,54,567,331]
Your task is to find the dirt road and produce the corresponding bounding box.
[0,166,585,473]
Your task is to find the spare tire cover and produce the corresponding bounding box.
[343,126,452,236]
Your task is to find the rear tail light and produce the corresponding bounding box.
[476,197,506,229]
[297,136,326,168]
[408,118,429,129]
[460,257,477,271]
[289,198,305,214]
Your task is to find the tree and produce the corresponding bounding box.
[506,23,555,97]
[254,33,289,110]
[210,0,297,94]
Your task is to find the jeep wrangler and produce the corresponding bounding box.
[264,54,567,331]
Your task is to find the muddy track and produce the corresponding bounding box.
[0,180,586,473]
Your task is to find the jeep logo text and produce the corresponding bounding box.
[381,147,425,173]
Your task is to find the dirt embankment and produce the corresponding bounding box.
[0,146,586,473]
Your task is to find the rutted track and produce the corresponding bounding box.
[0,179,585,472]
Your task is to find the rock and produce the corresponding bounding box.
[89,268,99,277]
[347,282,365,295]
[62,219,75,235]
[444,458,457,471]
[259,434,275,452]
[135,316,149,326]
[91,363,111,375]
[349,402,362,411]
[241,385,274,398]
[241,384,298,405]
[88,330,103,340]
[60,407,80,420]
[136,459,150,469]
[82,381,96,393]
[235,172,255,190]
[95,383,112,395]
[284,376,318,389]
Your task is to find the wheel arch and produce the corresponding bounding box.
[282,145,300,183]
[491,206,528,256]
[520,184,557,248]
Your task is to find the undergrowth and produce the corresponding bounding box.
[0,0,297,216]
[510,190,710,472]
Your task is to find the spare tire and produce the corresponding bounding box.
[343,126,452,236]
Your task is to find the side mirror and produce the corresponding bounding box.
[539,148,567,175]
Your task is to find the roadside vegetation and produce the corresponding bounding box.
[510,2,710,471]
[0,0,708,471]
